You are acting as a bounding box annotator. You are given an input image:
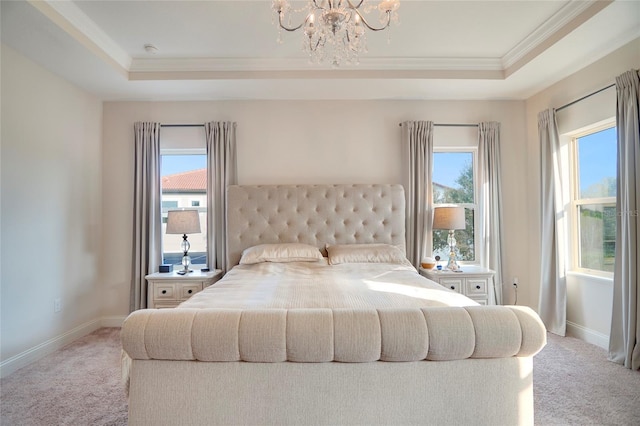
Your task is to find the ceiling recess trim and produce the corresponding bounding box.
[502,0,613,76]
[129,57,504,73]
[26,0,132,75]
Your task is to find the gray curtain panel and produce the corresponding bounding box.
[402,121,434,267]
[478,122,504,305]
[538,109,567,336]
[205,121,237,273]
[608,69,640,370]
[131,122,162,312]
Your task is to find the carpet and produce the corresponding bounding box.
[1,328,127,425]
[1,328,639,425]
[533,333,640,425]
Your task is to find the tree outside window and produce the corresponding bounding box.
[572,125,617,273]
[432,152,476,262]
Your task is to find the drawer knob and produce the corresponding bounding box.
[162,290,167,294]
[450,286,455,290]
[476,285,481,290]
[188,289,193,294]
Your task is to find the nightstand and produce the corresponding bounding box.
[419,265,495,305]
[146,269,223,308]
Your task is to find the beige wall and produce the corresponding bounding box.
[102,99,528,316]
[524,37,639,347]
[0,45,103,365]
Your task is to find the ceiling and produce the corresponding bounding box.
[1,0,638,101]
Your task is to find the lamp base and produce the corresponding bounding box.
[446,256,460,271]
[446,235,460,271]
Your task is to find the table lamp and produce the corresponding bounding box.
[432,206,466,271]
[166,210,201,274]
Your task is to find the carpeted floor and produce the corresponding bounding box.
[1,328,127,426]
[1,328,639,425]
[533,333,640,425]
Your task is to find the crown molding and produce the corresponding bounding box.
[27,0,132,75]
[502,0,613,73]
[128,57,504,80]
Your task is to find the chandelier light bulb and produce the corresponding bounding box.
[379,0,400,13]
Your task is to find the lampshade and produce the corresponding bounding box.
[166,210,201,235]
[432,206,465,230]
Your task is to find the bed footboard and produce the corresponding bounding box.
[127,356,534,426]
[121,305,546,363]
[121,305,545,425]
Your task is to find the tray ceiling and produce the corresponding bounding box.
[1,0,638,101]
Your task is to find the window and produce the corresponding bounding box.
[571,125,617,274]
[432,150,477,263]
[161,153,208,267]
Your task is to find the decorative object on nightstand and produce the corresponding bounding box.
[420,256,436,270]
[432,206,466,271]
[420,266,496,305]
[435,255,442,270]
[166,210,201,274]
[146,269,223,308]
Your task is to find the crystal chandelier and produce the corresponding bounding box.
[272,0,400,66]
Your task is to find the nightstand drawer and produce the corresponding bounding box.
[146,270,223,309]
[179,282,203,299]
[154,284,176,299]
[418,266,495,305]
[440,278,463,292]
[465,279,488,296]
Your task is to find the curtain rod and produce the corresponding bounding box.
[160,124,205,128]
[398,123,478,127]
[555,83,615,112]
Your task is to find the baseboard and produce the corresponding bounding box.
[101,315,127,327]
[566,321,610,350]
[0,315,127,378]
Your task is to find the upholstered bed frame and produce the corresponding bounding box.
[226,184,406,267]
[121,184,546,425]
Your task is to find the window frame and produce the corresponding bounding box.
[160,147,208,268]
[432,147,480,266]
[569,121,616,278]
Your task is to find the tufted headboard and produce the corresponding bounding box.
[226,184,406,268]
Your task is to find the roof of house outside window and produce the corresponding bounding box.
[162,169,206,193]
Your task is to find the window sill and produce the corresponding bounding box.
[567,270,613,284]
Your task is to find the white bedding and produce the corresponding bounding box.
[180,259,478,310]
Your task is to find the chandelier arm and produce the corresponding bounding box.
[345,0,366,10]
[311,0,326,10]
[353,9,392,31]
[277,12,310,32]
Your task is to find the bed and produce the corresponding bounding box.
[121,184,546,426]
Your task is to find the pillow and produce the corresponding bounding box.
[239,243,323,265]
[326,243,409,265]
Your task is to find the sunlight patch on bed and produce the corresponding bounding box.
[364,280,469,305]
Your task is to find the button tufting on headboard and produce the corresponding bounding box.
[226,184,406,268]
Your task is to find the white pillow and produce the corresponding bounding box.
[239,243,323,265]
[326,243,409,265]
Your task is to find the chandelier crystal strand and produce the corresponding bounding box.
[272,0,400,67]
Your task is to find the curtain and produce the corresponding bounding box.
[609,69,640,370]
[538,109,567,336]
[478,122,505,305]
[130,122,162,311]
[402,121,434,267]
[205,121,237,273]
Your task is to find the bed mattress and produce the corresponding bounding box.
[179,260,477,310]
